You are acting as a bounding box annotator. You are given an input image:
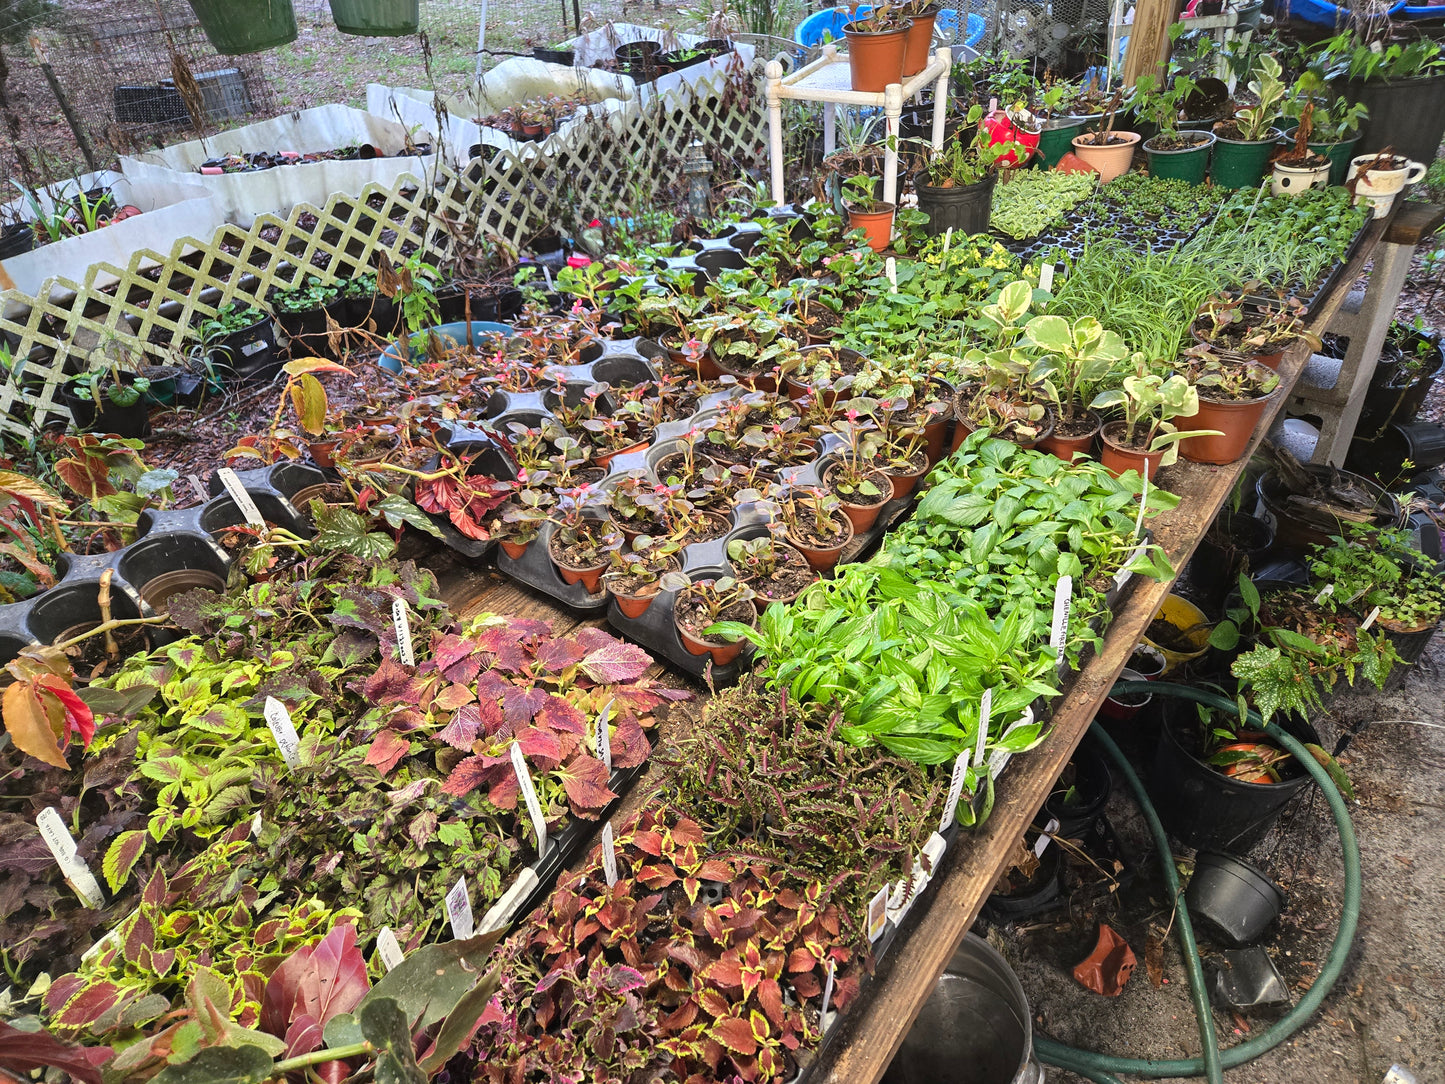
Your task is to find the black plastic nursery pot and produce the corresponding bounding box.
[58,375,151,439]
[1184,851,1284,947]
[1185,510,1276,611]
[916,172,996,237]
[533,46,576,65]
[347,291,404,337]
[1256,464,1404,553]
[206,312,281,383]
[982,838,1064,923]
[1150,699,1316,853]
[1357,330,1445,436]
[275,298,348,359]
[1348,421,1445,483]
[1037,735,1112,839]
[1340,72,1445,169]
[0,222,35,259]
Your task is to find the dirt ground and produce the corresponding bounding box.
[982,627,1445,1084]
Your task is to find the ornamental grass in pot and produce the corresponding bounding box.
[1177,351,1283,465]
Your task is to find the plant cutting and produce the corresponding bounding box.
[840,172,895,253]
[820,414,892,532]
[762,483,855,571]
[1070,90,1141,183]
[842,2,913,92]
[1190,293,1318,368]
[1135,73,1217,184]
[1023,313,1128,460]
[1269,100,1332,196]
[726,533,816,609]
[1176,353,1282,464]
[1089,364,1221,478]
[989,169,1096,240]
[603,534,682,618]
[489,486,554,558]
[660,572,757,665]
[872,409,932,497]
[1283,73,1368,186]
[1210,55,1285,189]
[546,486,620,593]
[692,307,801,388]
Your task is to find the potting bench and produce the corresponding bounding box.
[763,45,952,208]
[433,212,1396,1084]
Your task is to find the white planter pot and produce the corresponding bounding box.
[120,104,437,227]
[1346,153,1427,218]
[1270,159,1330,196]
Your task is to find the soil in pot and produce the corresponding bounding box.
[1039,409,1100,461]
[675,513,731,546]
[883,450,930,500]
[548,534,610,593]
[983,838,1064,922]
[787,513,854,572]
[1098,420,1164,479]
[56,622,150,675]
[140,569,227,615]
[605,559,680,618]
[740,544,816,608]
[675,593,755,662]
[824,462,892,533]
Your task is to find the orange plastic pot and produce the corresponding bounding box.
[611,588,659,619]
[902,7,938,76]
[1178,370,1281,465]
[847,203,896,252]
[1038,411,1101,462]
[1099,420,1164,479]
[843,21,910,92]
[786,515,855,572]
[499,539,531,560]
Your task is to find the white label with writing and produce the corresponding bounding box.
[511,742,549,857]
[250,812,263,837]
[1314,583,1335,606]
[885,256,898,291]
[1034,817,1060,858]
[940,749,971,834]
[216,467,264,527]
[189,473,209,504]
[867,884,889,943]
[1361,605,1381,631]
[377,926,404,972]
[821,958,837,1019]
[1039,262,1055,293]
[36,807,103,908]
[595,699,613,773]
[391,597,415,666]
[974,688,993,766]
[264,696,301,768]
[600,822,619,887]
[1114,541,1148,590]
[1135,470,1149,538]
[240,337,269,357]
[1050,575,1073,653]
[445,876,474,940]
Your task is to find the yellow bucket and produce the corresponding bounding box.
[1142,594,1212,674]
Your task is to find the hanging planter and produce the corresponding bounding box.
[1142,131,1216,184]
[329,0,419,36]
[186,0,298,55]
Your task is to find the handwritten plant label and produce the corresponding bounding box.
[377,927,404,971]
[263,696,301,768]
[216,468,264,527]
[867,884,889,943]
[511,743,549,857]
[1314,583,1335,606]
[974,688,993,766]
[595,700,613,772]
[445,876,473,940]
[391,598,415,666]
[821,959,838,1019]
[600,822,619,887]
[36,807,103,908]
[1114,540,1149,590]
[1050,575,1073,653]
[940,749,971,833]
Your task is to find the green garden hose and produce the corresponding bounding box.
[1033,682,1362,1082]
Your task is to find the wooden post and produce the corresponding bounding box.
[29,34,98,174]
[1121,0,1177,89]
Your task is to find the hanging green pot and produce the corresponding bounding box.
[1142,131,1216,185]
[1208,127,1282,189]
[329,0,420,36]
[187,0,298,54]
[1036,117,1088,169]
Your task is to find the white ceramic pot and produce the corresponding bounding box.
[1347,154,1427,218]
[1270,159,1330,196]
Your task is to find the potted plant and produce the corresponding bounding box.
[195,302,279,383]
[1136,74,1217,184]
[1317,32,1445,168]
[269,277,346,359]
[1269,102,1333,196]
[1089,365,1219,478]
[873,415,931,498]
[546,487,620,593]
[726,533,817,610]
[820,417,893,534]
[1177,354,1282,465]
[764,484,855,571]
[1030,78,1091,168]
[661,572,757,665]
[61,363,152,438]
[343,271,404,337]
[693,308,800,389]
[1023,312,1128,460]
[490,486,553,559]
[842,3,913,93]
[1210,56,1286,189]
[603,535,683,618]
[912,106,1016,237]
[1346,150,1428,219]
[1070,91,1141,183]
[1190,293,1319,369]
[899,0,940,77]
[840,173,895,253]
[1282,72,1368,186]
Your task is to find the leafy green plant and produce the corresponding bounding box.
[1024,313,1128,425]
[194,303,266,343]
[990,170,1097,241]
[270,276,341,314]
[1090,366,1218,466]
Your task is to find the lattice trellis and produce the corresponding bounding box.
[0,69,772,439]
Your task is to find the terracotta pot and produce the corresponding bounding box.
[950,409,975,453]
[847,203,896,253]
[499,539,531,560]
[611,587,661,619]
[1099,420,1165,479]
[786,514,855,572]
[676,600,755,666]
[549,540,608,593]
[884,458,930,500]
[1178,365,1281,465]
[308,438,340,467]
[1251,348,1285,371]
[902,7,938,77]
[1070,131,1141,183]
[662,332,721,379]
[825,463,892,533]
[1038,411,1101,462]
[843,21,910,93]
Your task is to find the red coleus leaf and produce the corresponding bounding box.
[0,1020,109,1084]
[659,1001,698,1031]
[432,634,482,684]
[514,726,562,764]
[534,693,586,734]
[831,973,862,1011]
[364,730,410,776]
[579,638,653,683]
[787,947,818,973]
[441,753,509,798]
[433,683,476,711]
[474,627,530,672]
[631,830,665,856]
[712,1016,758,1056]
[555,756,616,813]
[608,712,651,769]
[697,859,734,882]
[791,972,822,998]
[436,705,482,750]
[487,770,520,810]
[707,955,744,989]
[51,980,122,1028]
[534,636,587,673]
[698,988,732,1019]
[363,657,423,707]
[502,685,549,726]
[757,979,785,1027]
[261,922,370,1058]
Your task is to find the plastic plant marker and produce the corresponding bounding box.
[510,742,548,857]
[1073,923,1137,996]
[37,807,103,908]
[867,883,889,943]
[377,927,404,971]
[600,822,618,887]
[217,467,265,527]
[392,598,415,665]
[941,749,971,833]
[264,696,301,767]
[1050,575,1073,653]
[821,959,837,1019]
[595,699,613,771]
[446,876,473,939]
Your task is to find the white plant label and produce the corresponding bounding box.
[867,884,889,943]
[377,926,405,972]
[942,226,953,253]
[510,742,549,857]
[1034,817,1060,858]
[1039,262,1055,292]
[1114,541,1148,590]
[974,687,993,766]
[36,807,102,908]
[249,812,263,837]
[989,713,1034,776]
[189,473,209,504]
[1314,583,1335,606]
[391,597,415,666]
[1361,605,1381,631]
[600,822,619,887]
[821,959,837,1019]
[216,468,264,528]
[1050,575,1073,653]
[264,696,301,768]
[445,876,474,940]
[1135,471,1149,538]
[940,749,971,834]
[595,699,613,772]
[885,257,898,291]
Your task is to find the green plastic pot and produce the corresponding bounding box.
[1284,128,1360,187]
[186,0,297,54]
[1209,128,1281,189]
[329,0,419,36]
[1143,132,1216,184]
[1037,118,1087,168]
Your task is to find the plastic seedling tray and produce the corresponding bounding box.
[1237,215,1372,312]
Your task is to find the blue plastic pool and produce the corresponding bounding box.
[793,6,985,49]
[380,321,513,373]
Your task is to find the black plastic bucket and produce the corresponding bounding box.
[916,173,996,237]
[1184,510,1276,611]
[1349,421,1445,483]
[1185,851,1284,946]
[1339,72,1445,167]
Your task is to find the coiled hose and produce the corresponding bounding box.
[1034,681,1362,1084]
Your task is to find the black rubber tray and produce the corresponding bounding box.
[1237,214,1373,313]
